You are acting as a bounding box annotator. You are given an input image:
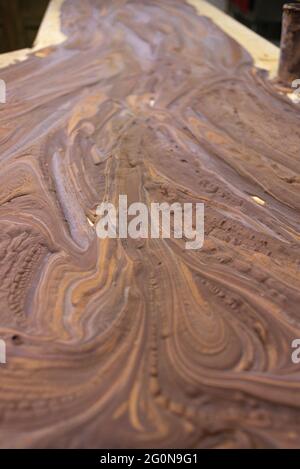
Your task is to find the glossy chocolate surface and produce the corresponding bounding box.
[0,0,300,449]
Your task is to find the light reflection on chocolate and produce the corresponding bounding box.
[0,0,300,449]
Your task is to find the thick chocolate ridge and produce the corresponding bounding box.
[0,0,300,449]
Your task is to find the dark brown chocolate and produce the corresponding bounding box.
[0,0,300,449]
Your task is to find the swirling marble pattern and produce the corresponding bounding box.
[0,0,300,449]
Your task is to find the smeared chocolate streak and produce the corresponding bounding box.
[0,0,300,449]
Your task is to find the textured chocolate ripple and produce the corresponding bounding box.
[0,0,300,449]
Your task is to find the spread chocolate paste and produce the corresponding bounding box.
[0,0,300,449]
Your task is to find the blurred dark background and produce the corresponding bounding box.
[211,0,300,44]
[0,0,49,53]
[228,0,289,44]
[0,0,299,54]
